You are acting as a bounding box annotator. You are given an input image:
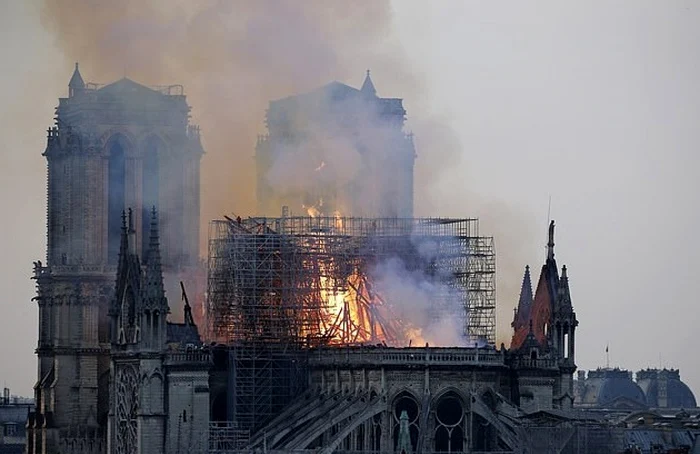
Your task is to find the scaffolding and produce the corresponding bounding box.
[206,215,496,346]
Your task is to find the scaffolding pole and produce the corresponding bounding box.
[206,216,496,346]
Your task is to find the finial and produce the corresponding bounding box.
[75,62,79,70]
[366,69,370,77]
[547,220,555,260]
[149,206,160,246]
[121,210,127,232]
[561,265,568,278]
[529,319,534,333]
[127,208,134,232]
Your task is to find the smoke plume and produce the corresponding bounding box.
[38,0,538,345]
[38,0,418,225]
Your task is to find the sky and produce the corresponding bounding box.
[0,1,698,399]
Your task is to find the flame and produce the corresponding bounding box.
[333,210,343,230]
[301,209,415,346]
[303,198,323,218]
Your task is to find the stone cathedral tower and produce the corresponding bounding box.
[27,64,203,454]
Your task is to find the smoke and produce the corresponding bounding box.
[371,255,468,348]
[261,90,412,217]
[37,0,538,345]
[37,0,418,226]
[365,232,477,348]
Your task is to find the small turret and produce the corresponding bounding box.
[68,62,85,97]
[558,265,573,310]
[513,265,533,328]
[360,69,377,97]
[143,207,168,314]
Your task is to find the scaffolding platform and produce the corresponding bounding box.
[206,215,496,346]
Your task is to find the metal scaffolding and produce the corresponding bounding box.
[206,215,496,346]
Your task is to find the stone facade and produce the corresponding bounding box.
[107,210,209,454]
[28,65,204,454]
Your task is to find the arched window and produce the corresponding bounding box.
[392,392,419,453]
[108,139,126,263]
[434,393,464,452]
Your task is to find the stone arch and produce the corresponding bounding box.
[301,393,386,454]
[432,386,468,406]
[391,390,420,453]
[102,130,137,156]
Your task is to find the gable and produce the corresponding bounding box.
[97,78,166,104]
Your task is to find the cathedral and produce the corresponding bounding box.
[26,65,697,454]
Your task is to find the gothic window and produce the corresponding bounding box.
[392,392,419,453]
[108,139,126,264]
[115,365,139,454]
[434,393,464,452]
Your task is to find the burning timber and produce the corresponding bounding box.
[206,214,496,347]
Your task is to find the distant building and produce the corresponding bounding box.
[256,71,416,218]
[576,367,697,410]
[0,388,33,454]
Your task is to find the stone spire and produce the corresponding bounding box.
[113,210,132,303]
[68,62,85,97]
[143,207,168,312]
[360,69,377,97]
[514,265,533,326]
[558,265,572,310]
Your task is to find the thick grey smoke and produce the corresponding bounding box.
[37,0,419,226]
[370,255,468,348]
[36,0,537,345]
[262,90,412,217]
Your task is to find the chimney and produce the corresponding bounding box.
[3,387,9,405]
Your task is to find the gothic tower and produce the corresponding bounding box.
[28,64,203,454]
[509,221,579,410]
[256,71,416,217]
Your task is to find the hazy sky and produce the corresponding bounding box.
[1,1,698,399]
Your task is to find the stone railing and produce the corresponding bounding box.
[166,351,211,365]
[41,264,118,276]
[309,347,506,368]
[510,357,559,369]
